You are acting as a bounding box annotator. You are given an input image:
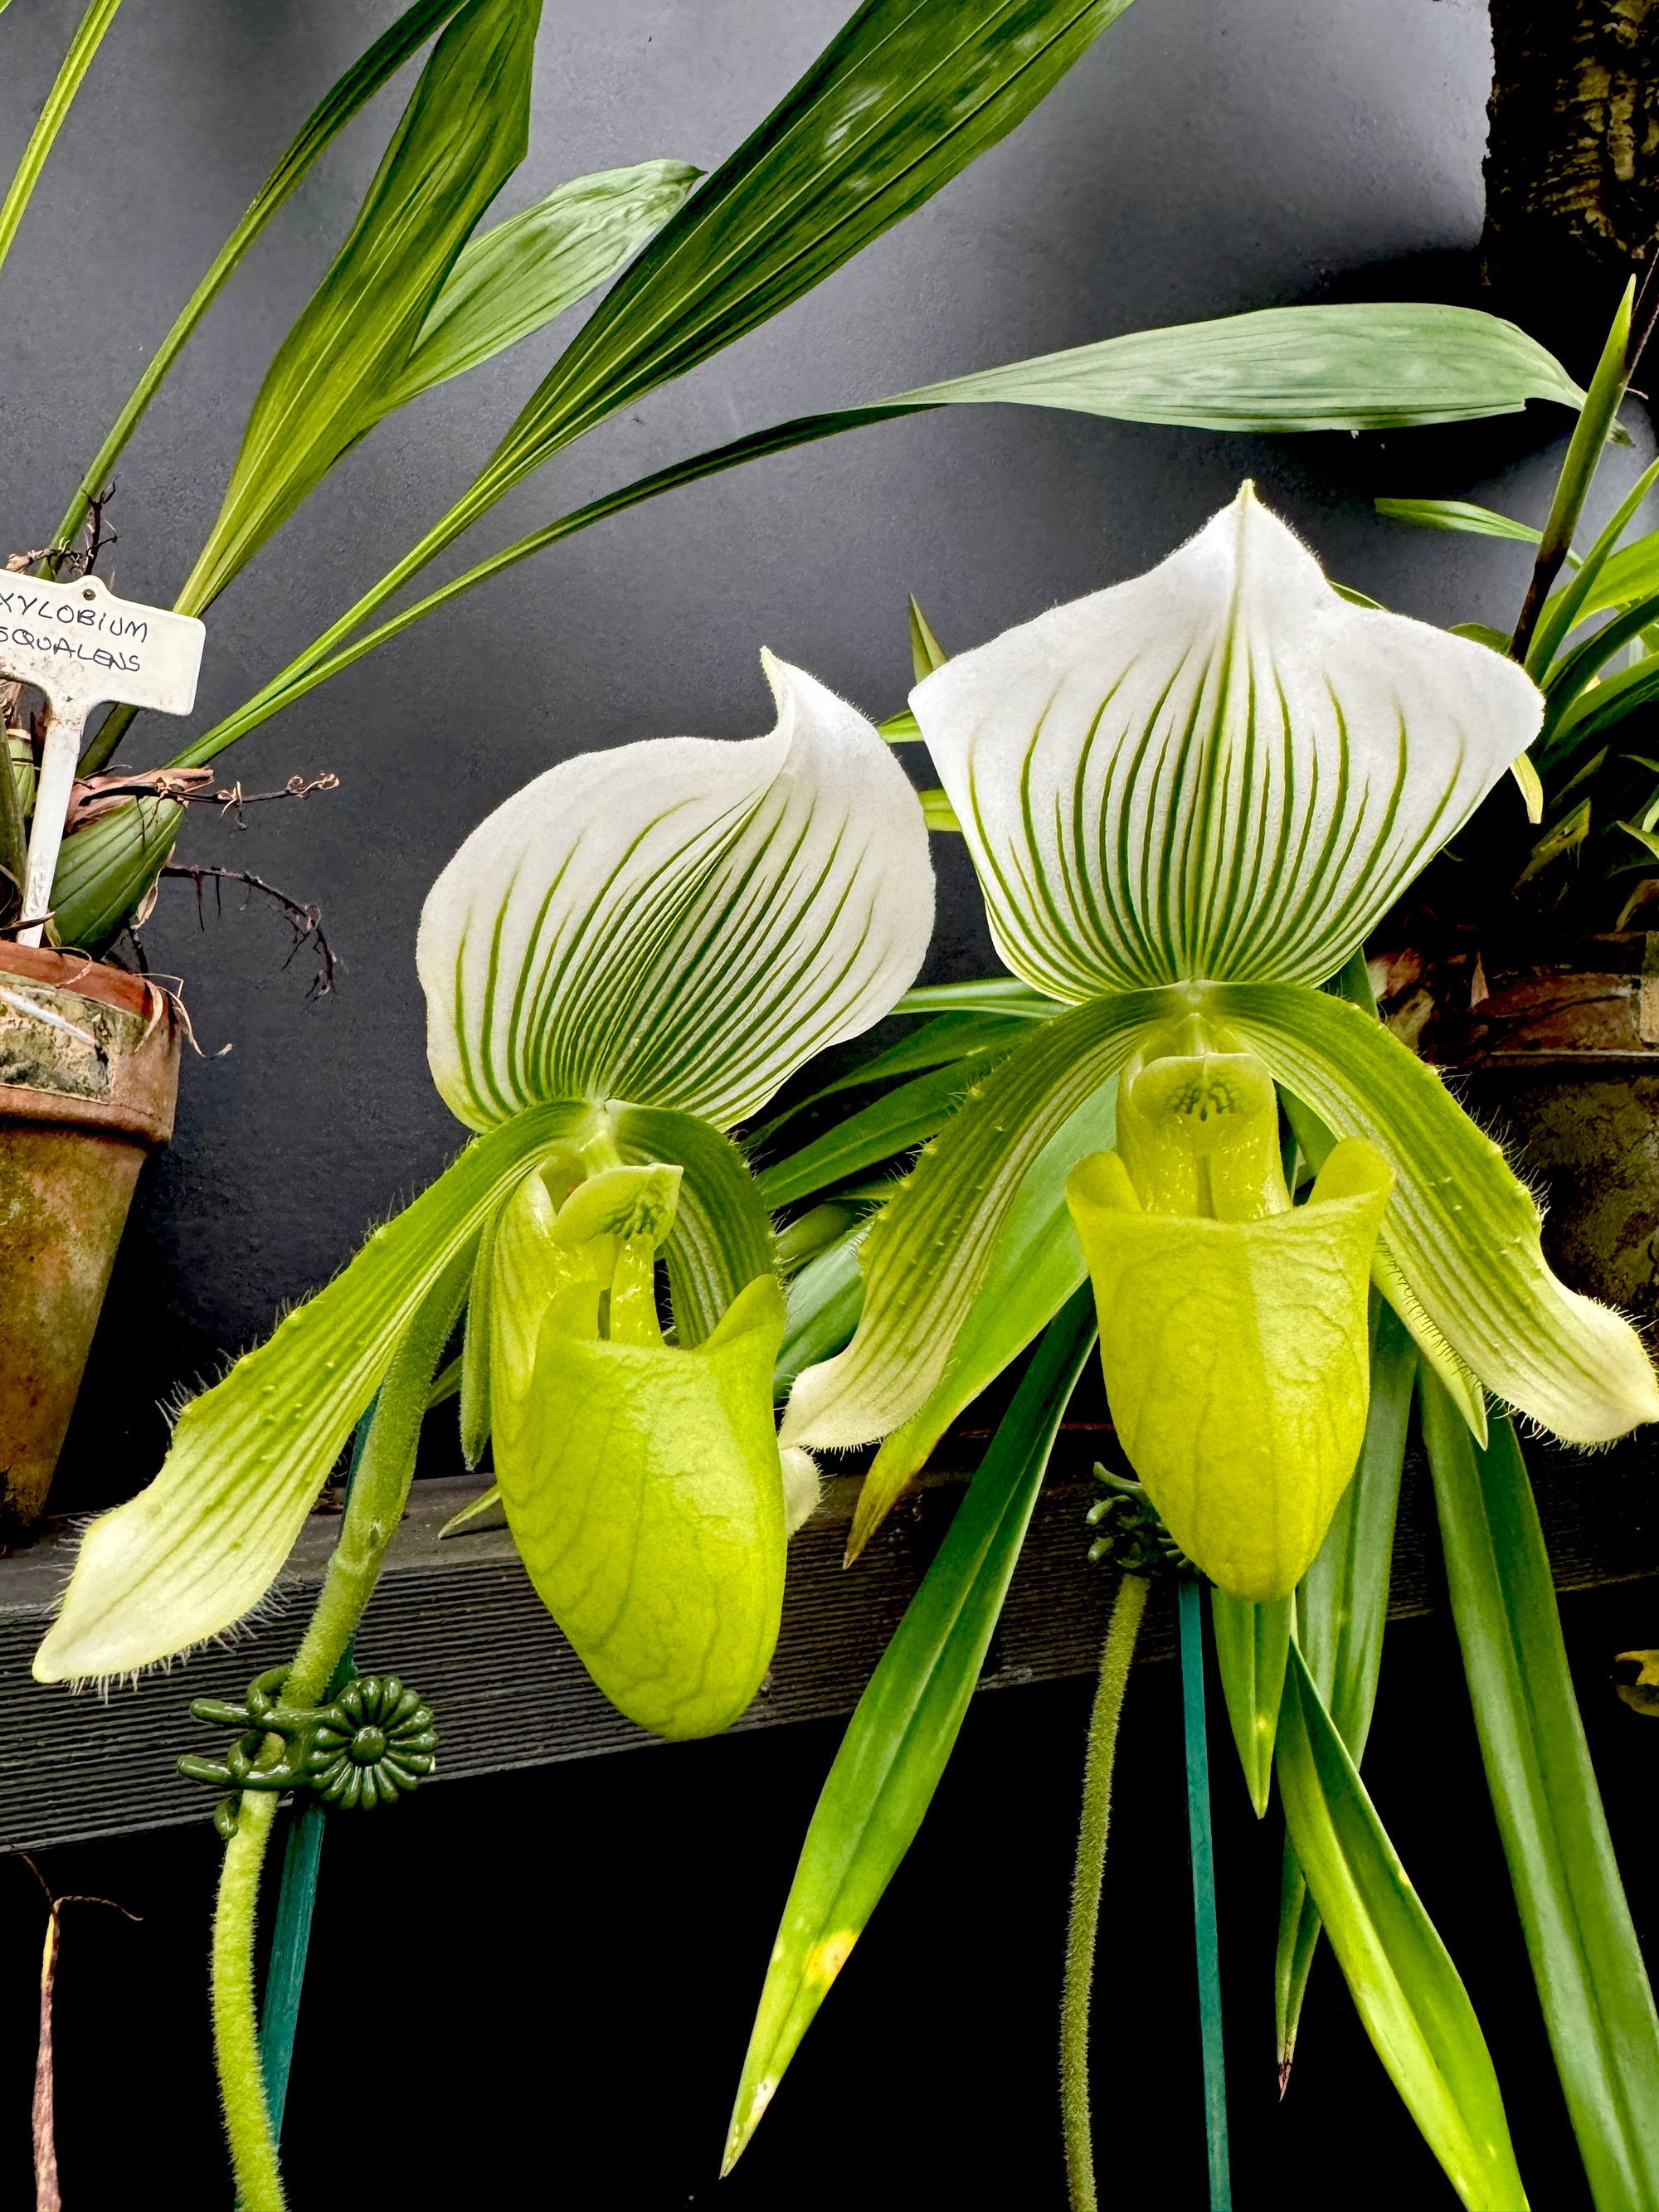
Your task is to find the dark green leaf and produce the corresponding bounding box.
[723,1287,1097,2172]
[370,159,699,419]
[1210,1589,1290,1819]
[178,0,539,612]
[1276,1642,1528,2210]
[1421,1378,1659,2212]
[1277,1296,1416,2080]
[754,1054,998,1208]
[51,0,475,557]
[1374,497,1540,545]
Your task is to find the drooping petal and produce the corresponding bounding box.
[417,652,933,1130]
[33,1106,586,1683]
[781,990,1176,1451]
[1068,1137,1392,1600]
[1213,980,1659,1444]
[911,483,1541,997]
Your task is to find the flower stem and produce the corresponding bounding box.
[212,1791,284,2212]
[207,1248,473,2204]
[1061,1571,1150,2212]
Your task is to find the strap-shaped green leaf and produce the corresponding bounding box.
[751,1008,1034,1145]
[1277,1641,1529,2211]
[781,989,1175,1449]
[0,0,124,287]
[774,1220,868,1401]
[417,654,932,1133]
[178,0,539,612]
[368,159,699,420]
[1420,1379,1659,2210]
[895,302,1581,430]
[755,1055,995,1208]
[51,0,474,558]
[1277,1295,1416,2082]
[846,1074,1119,1557]
[913,484,1543,998]
[32,1105,585,1682]
[488,0,1136,474]
[1375,498,1542,546]
[1212,980,1659,1446]
[1210,1590,1290,1819]
[723,1286,1097,2172]
[615,1105,776,1348]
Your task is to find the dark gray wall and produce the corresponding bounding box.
[2,0,1643,1502]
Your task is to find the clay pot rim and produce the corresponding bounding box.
[0,941,181,1147]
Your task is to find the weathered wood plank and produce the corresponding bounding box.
[0,1423,1652,1854]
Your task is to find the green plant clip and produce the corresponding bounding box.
[179,1667,438,1837]
[1084,1465,1194,1579]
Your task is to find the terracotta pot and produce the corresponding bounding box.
[1408,932,1659,1327]
[0,943,181,1538]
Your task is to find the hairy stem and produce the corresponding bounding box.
[212,1792,284,2212]
[206,1247,472,2202]
[1060,1572,1150,2212]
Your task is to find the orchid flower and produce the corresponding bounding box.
[36,654,933,1736]
[781,484,1658,1597]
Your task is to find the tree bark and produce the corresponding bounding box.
[1484,0,1659,366]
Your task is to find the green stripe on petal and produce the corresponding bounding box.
[417,654,932,1130]
[1214,980,1659,1445]
[912,483,1542,997]
[33,1105,586,1683]
[614,1104,776,1346]
[781,991,1176,1450]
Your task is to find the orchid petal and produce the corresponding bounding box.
[912,483,1541,997]
[1214,981,1659,1445]
[781,991,1176,1451]
[417,652,932,1130]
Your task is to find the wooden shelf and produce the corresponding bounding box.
[1,1427,1654,1854]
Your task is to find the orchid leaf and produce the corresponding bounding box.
[756,1055,996,1208]
[51,0,476,558]
[33,1106,585,1682]
[177,0,539,615]
[895,979,1062,1018]
[614,1105,776,1347]
[483,0,1139,480]
[1421,1379,1659,2210]
[775,1221,868,1402]
[1374,498,1541,546]
[893,302,1581,430]
[1211,1590,1291,1819]
[752,1009,1036,1144]
[490,1173,787,1741]
[912,484,1543,999]
[1524,456,1659,678]
[1277,1642,1529,2211]
[846,1073,1119,1558]
[781,989,1175,1450]
[0,0,124,289]
[1277,1296,1416,2084]
[369,160,699,421]
[417,654,932,1133]
[1214,980,1659,1445]
[725,1288,1097,2171]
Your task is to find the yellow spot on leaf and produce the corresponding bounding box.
[805,1930,858,1987]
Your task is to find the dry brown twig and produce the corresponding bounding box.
[13,1857,139,2212]
[159,862,339,999]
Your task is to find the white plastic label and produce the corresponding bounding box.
[0,571,204,717]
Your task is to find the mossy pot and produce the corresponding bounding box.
[0,942,180,1538]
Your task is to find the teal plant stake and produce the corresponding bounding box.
[1179,1579,1231,2211]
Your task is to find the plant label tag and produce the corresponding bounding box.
[1,574,207,947]
[0,571,205,717]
